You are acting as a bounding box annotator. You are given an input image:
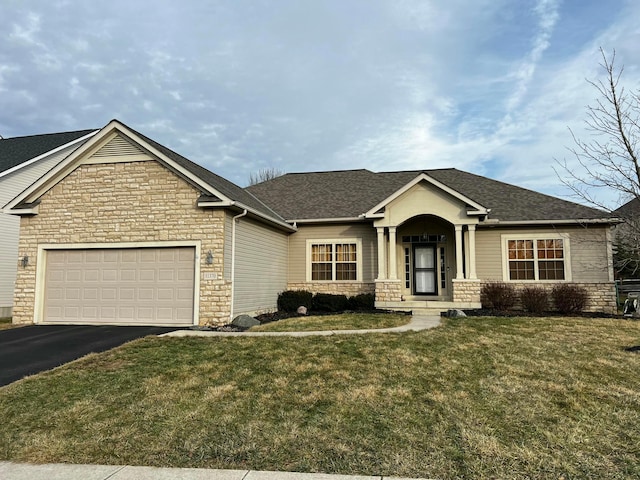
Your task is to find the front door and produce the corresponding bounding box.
[413,244,437,295]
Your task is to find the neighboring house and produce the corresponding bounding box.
[3,120,620,326]
[0,129,98,317]
[613,197,640,279]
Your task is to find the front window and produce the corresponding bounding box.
[506,236,567,281]
[308,239,360,281]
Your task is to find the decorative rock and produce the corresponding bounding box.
[447,309,467,318]
[297,306,308,315]
[231,314,260,328]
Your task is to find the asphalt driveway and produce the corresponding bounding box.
[0,325,180,387]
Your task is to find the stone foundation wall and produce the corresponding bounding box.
[14,161,231,326]
[452,279,481,303]
[287,282,375,297]
[480,281,617,315]
[375,280,403,304]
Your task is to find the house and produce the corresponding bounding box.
[0,129,98,317]
[2,120,620,326]
[612,197,640,279]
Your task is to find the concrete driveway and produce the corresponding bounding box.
[0,325,180,387]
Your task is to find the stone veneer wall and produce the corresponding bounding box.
[13,161,231,326]
[480,281,617,315]
[287,282,375,297]
[374,280,403,304]
[452,279,481,304]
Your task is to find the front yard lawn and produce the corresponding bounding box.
[0,317,639,479]
[250,312,410,332]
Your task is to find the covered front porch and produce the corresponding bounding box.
[366,174,485,314]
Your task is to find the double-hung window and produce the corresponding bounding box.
[503,234,570,281]
[307,239,361,281]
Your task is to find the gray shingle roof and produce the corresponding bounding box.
[247,168,613,223]
[614,197,639,219]
[0,130,96,174]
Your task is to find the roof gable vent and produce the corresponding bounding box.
[91,134,147,158]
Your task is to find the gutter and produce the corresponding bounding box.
[479,218,622,226]
[229,209,248,322]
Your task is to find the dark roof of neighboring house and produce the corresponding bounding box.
[615,197,640,219]
[0,129,96,174]
[246,168,614,223]
[130,126,286,222]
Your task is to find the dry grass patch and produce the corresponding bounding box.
[0,316,639,479]
[250,312,409,332]
[0,318,15,330]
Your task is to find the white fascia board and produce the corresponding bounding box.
[196,200,234,208]
[2,206,38,215]
[0,130,99,180]
[232,202,296,232]
[480,218,622,226]
[364,173,489,218]
[288,216,372,224]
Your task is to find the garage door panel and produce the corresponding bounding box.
[43,247,195,326]
[103,251,119,262]
[82,306,98,319]
[66,270,82,282]
[84,269,99,282]
[121,250,137,263]
[139,288,154,300]
[139,269,155,281]
[119,288,135,300]
[120,269,136,281]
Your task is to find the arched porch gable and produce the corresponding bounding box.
[369,177,485,311]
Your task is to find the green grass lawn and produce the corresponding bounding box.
[1,317,639,479]
[250,312,410,332]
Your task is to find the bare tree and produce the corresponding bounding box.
[248,167,284,186]
[556,48,640,278]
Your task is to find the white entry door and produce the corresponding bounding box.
[414,245,437,295]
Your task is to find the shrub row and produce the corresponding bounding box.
[277,290,375,313]
[481,282,588,314]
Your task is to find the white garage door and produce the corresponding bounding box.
[43,247,195,326]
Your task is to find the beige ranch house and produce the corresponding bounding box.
[4,120,619,326]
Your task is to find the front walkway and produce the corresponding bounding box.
[0,461,433,479]
[163,315,441,338]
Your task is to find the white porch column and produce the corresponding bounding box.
[376,227,387,280]
[455,225,464,279]
[468,224,477,279]
[388,226,398,279]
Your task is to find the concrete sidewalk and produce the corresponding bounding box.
[0,461,432,479]
[162,315,441,338]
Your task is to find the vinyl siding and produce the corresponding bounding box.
[0,145,79,311]
[288,223,377,283]
[475,226,611,283]
[232,216,288,315]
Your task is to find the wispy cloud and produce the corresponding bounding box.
[0,0,637,200]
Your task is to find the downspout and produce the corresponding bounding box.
[229,209,248,321]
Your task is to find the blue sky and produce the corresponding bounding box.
[1,0,638,208]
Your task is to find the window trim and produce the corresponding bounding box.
[306,238,363,282]
[501,233,572,282]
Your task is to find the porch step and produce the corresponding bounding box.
[408,308,445,316]
[376,300,481,315]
